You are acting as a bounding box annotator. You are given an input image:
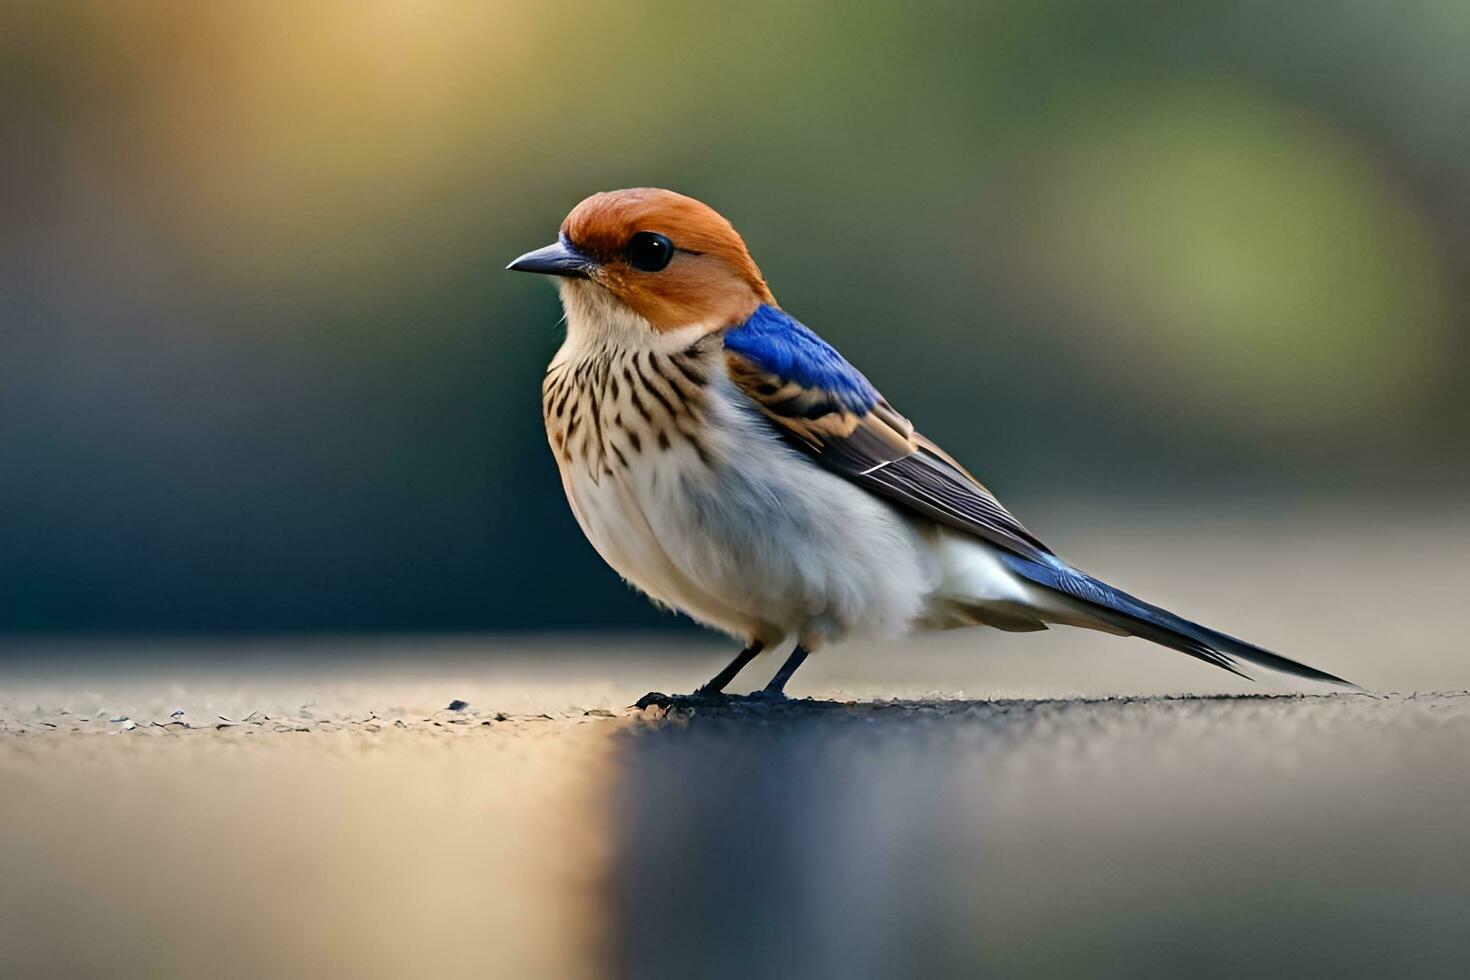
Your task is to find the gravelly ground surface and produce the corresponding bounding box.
[1,685,620,979]
[3,650,1467,980]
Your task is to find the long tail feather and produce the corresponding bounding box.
[997,553,1358,688]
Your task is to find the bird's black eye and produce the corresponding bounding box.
[626,231,674,272]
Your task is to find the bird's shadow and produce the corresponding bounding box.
[629,688,1371,723]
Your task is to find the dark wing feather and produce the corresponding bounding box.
[725,343,1055,564]
[861,437,1055,562]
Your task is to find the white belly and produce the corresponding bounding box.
[558,388,939,648]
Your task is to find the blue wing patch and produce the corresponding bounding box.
[723,305,1059,564]
[723,305,878,412]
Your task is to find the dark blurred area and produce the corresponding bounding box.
[616,695,1470,979]
[3,1,1467,633]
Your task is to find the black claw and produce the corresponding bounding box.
[635,690,732,710]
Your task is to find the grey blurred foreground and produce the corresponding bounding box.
[618,693,1470,979]
[2,647,1467,979]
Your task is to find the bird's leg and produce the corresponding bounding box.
[695,641,764,696]
[758,644,810,698]
[634,642,764,709]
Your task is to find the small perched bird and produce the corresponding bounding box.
[509,188,1352,698]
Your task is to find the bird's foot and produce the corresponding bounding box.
[746,688,788,704]
[634,689,732,710]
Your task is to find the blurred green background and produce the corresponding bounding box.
[3,0,1467,633]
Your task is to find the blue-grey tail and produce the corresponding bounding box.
[997,553,1358,688]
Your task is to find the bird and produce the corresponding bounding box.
[508,188,1354,700]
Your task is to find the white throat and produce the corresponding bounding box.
[553,279,710,368]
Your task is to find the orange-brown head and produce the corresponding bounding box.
[508,189,774,331]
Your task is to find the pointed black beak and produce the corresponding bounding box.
[506,240,592,279]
